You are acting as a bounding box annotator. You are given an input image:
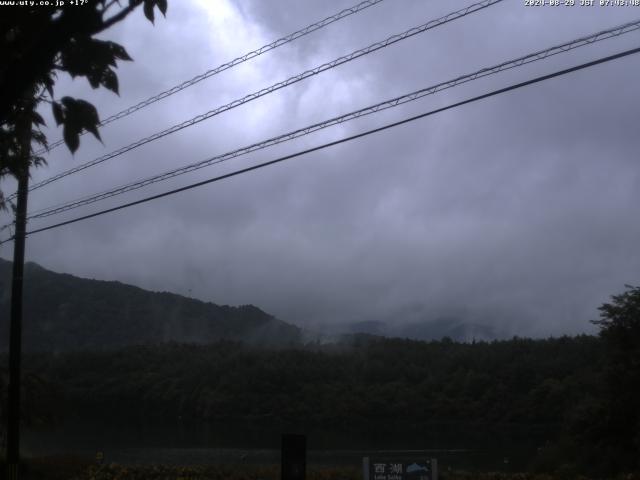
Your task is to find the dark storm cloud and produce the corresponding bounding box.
[2,0,639,337]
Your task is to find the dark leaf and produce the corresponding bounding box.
[110,42,133,61]
[101,69,119,95]
[60,38,118,80]
[31,156,47,168]
[43,75,55,98]
[63,123,80,153]
[87,70,102,89]
[105,55,118,68]
[60,97,102,145]
[84,122,102,142]
[31,111,45,127]
[31,130,47,148]
[52,102,64,126]
[157,0,167,16]
[143,0,155,23]
[73,99,102,141]
[60,96,75,109]
[59,37,94,77]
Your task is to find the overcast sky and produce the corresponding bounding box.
[1,0,639,336]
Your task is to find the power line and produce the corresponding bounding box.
[14,0,503,200]
[33,0,388,157]
[23,19,640,221]
[4,45,637,245]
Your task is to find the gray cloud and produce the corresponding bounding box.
[2,0,639,337]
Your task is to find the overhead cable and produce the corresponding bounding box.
[33,0,389,156]
[3,45,637,244]
[15,0,503,199]
[24,19,640,221]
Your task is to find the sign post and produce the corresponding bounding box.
[363,457,438,480]
[281,434,306,480]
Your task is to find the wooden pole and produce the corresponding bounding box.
[6,104,32,480]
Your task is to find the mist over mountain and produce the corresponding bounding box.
[0,259,301,352]
[312,314,514,342]
[1,259,546,351]
[328,317,501,342]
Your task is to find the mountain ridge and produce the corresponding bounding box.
[0,258,301,352]
[0,258,505,350]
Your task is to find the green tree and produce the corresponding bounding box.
[0,0,168,205]
[592,285,640,471]
[0,2,168,475]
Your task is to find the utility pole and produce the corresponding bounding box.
[6,102,32,480]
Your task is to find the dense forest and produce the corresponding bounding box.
[28,336,602,430]
[0,331,637,475]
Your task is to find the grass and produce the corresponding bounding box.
[0,455,93,480]
[69,464,361,480]
[1,457,639,480]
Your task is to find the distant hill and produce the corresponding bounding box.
[0,259,301,352]
[393,317,498,342]
[336,317,499,342]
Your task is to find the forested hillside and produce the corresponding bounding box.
[0,259,301,351]
[3,336,613,472]
[27,336,602,428]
